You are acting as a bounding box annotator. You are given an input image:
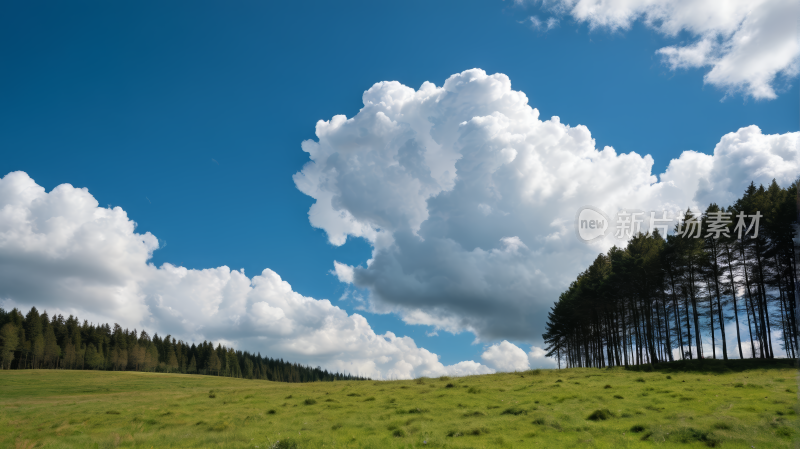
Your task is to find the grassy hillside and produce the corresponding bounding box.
[1,359,798,448]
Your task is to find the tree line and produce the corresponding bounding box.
[543,180,798,368]
[0,307,367,382]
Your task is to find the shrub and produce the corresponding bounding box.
[267,409,276,415]
[587,409,614,421]
[415,378,426,385]
[439,376,450,381]
[666,375,672,379]
[304,398,317,405]
[445,383,455,388]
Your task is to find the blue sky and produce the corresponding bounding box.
[0,0,797,374]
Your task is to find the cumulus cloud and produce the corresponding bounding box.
[294,69,799,344]
[0,171,493,379]
[480,340,558,371]
[481,340,530,371]
[530,0,800,99]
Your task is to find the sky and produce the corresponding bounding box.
[0,0,798,378]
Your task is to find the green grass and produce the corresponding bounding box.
[0,359,798,448]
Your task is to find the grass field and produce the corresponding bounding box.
[1,359,798,448]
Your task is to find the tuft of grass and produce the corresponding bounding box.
[501,407,527,416]
[209,421,231,432]
[267,409,276,414]
[272,439,299,449]
[587,409,614,421]
[666,375,672,379]
[331,423,342,430]
[603,384,611,389]
[670,428,721,447]
[463,411,486,417]
[364,396,375,401]
[630,425,646,433]
[445,383,455,388]
[712,422,731,430]
[532,417,546,425]
[613,394,624,399]
[555,379,563,383]
[347,393,361,397]
[635,377,645,383]
[392,429,406,437]
[467,386,481,394]
[303,398,317,405]
[733,382,744,388]
[284,394,293,399]
[105,410,120,415]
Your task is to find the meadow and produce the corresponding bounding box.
[1,359,797,448]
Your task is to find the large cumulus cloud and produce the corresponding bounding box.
[524,0,799,99]
[0,171,494,379]
[295,69,799,343]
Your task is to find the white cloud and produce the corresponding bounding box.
[294,69,799,344]
[527,345,559,369]
[537,0,800,99]
[0,171,493,380]
[332,260,354,284]
[481,340,530,371]
[480,340,558,371]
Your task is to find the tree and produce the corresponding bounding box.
[0,323,18,369]
[207,350,221,375]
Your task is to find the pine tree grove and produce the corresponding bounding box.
[544,180,798,368]
[0,308,368,382]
